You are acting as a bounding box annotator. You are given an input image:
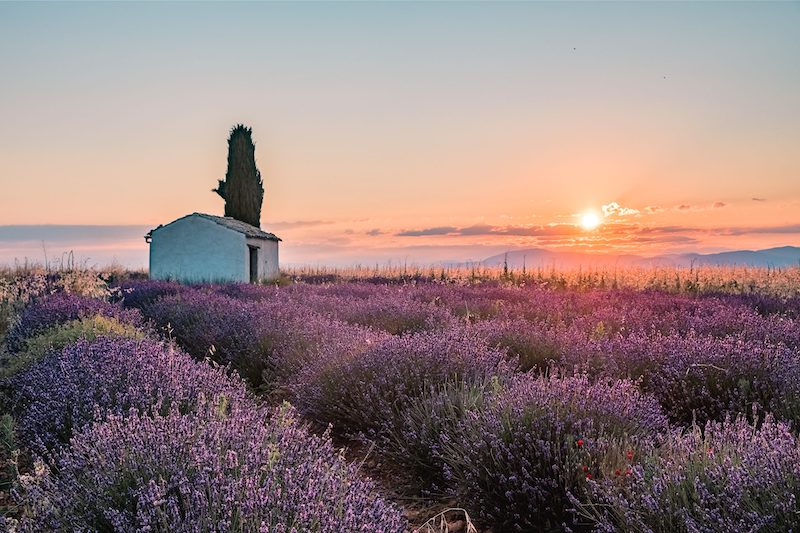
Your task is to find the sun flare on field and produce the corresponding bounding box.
[580,212,601,230]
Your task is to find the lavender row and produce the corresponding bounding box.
[1,295,407,531]
[141,290,387,389]
[115,280,800,530]
[121,281,800,427]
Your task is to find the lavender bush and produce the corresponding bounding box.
[211,281,283,301]
[292,328,509,445]
[473,318,588,374]
[142,290,385,389]
[387,378,498,494]
[0,315,146,380]
[595,332,800,427]
[580,414,800,532]
[301,290,454,334]
[442,374,668,531]
[14,404,406,532]
[8,336,249,454]
[5,293,142,352]
[142,291,276,385]
[113,279,187,309]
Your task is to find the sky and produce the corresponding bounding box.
[1,1,799,268]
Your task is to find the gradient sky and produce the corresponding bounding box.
[1,1,799,267]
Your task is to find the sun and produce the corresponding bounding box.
[580,212,601,230]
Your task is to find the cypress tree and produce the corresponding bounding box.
[213,124,264,228]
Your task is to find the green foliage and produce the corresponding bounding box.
[387,378,500,493]
[0,414,17,492]
[0,315,145,379]
[0,414,21,519]
[213,124,264,228]
[0,303,11,341]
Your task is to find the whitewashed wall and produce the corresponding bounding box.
[245,237,280,281]
[150,216,247,282]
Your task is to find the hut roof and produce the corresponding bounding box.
[146,212,281,242]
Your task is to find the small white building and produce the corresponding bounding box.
[146,213,281,283]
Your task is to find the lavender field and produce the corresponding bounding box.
[2,267,800,532]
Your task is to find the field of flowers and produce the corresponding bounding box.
[1,267,800,532]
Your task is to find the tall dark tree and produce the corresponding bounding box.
[213,125,264,228]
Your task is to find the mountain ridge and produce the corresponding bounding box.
[478,246,800,269]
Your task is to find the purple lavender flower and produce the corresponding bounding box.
[8,336,250,454]
[6,293,143,352]
[581,414,800,532]
[112,279,187,309]
[442,374,668,530]
[142,290,385,388]
[292,327,510,445]
[15,404,406,532]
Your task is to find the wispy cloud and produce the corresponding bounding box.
[397,224,582,238]
[366,228,384,236]
[752,197,767,202]
[602,202,640,217]
[673,202,728,212]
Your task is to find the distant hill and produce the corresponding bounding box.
[479,246,800,269]
[647,246,800,268]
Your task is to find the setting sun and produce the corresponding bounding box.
[580,212,601,230]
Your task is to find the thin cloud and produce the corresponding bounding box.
[752,197,767,202]
[453,224,582,237]
[644,206,663,214]
[366,228,384,236]
[637,223,800,237]
[637,225,702,235]
[457,225,497,236]
[713,202,726,208]
[398,223,602,238]
[266,220,333,230]
[714,224,800,236]
[396,226,458,237]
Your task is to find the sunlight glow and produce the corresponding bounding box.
[581,212,601,230]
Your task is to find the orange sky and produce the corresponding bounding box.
[1,2,798,266]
